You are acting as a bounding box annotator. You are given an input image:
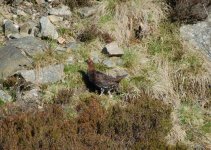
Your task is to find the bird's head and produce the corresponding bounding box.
[86,57,95,71]
[86,57,94,66]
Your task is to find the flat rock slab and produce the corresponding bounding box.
[0,45,32,79]
[102,42,124,57]
[18,64,64,84]
[6,36,47,56]
[0,90,12,102]
[180,15,211,60]
[40,16,59,40]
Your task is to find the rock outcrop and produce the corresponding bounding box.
[0,45,32,79]
[180,12,211,60]
[168,0,211,23]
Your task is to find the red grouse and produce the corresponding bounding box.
[86,57,127,97]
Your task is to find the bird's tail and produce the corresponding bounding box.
[114,74,127,82]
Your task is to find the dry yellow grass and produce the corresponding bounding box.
[92,0,167,44]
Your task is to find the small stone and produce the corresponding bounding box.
[57,37,66,44]
[40,16,58,39]
[102,42,124,57]
[18,64,64,84]
[49,5,72,16]
[3,19,19,37]
[0,90,12,102]
[78,7,97,17]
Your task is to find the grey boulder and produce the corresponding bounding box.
[40,16,59,39]
[3,19,19,37]
[18,64,64,84]
[0,45,32,79]
[6,36,47,56]
[180,15,211,60]
[102,42,124,57]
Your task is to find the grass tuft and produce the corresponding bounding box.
[33,47,68,68]
[0,99,4,106]
[122,48,139,69]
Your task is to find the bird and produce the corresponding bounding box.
[86,57,127,97]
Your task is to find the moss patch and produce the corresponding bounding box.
[0,99,4,106]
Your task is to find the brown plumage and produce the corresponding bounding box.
[86,57,127,97]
